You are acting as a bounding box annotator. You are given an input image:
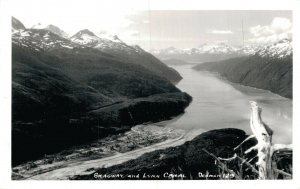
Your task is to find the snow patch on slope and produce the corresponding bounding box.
[256,39,292,58]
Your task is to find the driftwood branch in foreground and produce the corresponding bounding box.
[246,101,292,179]
[204,101,292,180]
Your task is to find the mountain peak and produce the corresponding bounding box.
[46,24,61,30]
[70,29,99,45]
[12,17,26,31]
[44,24,69,38]
[112,35,119,40]
[256,39,292,59]
[110,35,124,43]
[30,23,69,38]
[75,29,97,37]
[96,33,124,43]
[31,23,48,29]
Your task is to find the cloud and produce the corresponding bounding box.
[127,30,140,36]
[117,30,141,43]
[248,17,292,44]
[250,25,275,37]
[209,30,233,34]
[248,32,291,44]
[271,17,292,32]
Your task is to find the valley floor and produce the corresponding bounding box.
[12,124,189,180]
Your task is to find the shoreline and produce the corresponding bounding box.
[190,67,292,101]
[15,128,203,180]
[12,124,198,180]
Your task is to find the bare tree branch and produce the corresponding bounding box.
[244,145,258,154]
[273,168,292,178]
[234,135,255,150]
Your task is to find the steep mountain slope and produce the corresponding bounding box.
[12,29,79,51]
[255,39,292,58]
[12,18,192,165]
[12,17,26,31]
[193,40,292,98]
[31,23,69,38]
[150,43,261,62]
[44,24,69,38]
[70,29,182,83]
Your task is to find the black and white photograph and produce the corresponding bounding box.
[0,0,299,186]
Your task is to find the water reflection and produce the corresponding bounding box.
[164,65,292,144]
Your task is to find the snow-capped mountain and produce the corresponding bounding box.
[255,39,292,59]
[70,29,100,45]
[12,17,182,83]
[12,17,26,32]
[44,25,69,38]
[12,21,146,55]
[12,29,79,52]
[70,29,137,53]
[193,39,293,98]
[187,43,240,55]
[31,23,69,38]
[149,44,257,62]
[31,23,48,29]
[14,19,147,55]
[97,31,124,43]
[150,43,261,56]
[150,42,290,62]
[237,45,262,55]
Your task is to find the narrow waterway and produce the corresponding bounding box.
[158,64,292,144]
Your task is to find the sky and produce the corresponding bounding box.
[9,0,292,50]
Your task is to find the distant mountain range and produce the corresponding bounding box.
[255,39,292,59]
[12,17,191,165]
[152,34,293,99]
[150,43,263,62]
[193,39,293,98]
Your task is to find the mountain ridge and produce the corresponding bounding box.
[12,17,191,165]
[193,39,293,98]
[12,18,182,83]
[150,43,263,62]
[12,17,26,31]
